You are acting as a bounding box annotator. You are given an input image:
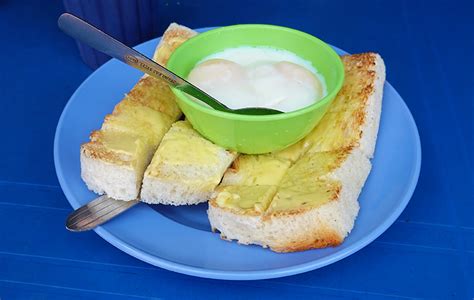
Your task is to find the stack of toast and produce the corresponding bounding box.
[80,23,385,252]
[80,24,193,201]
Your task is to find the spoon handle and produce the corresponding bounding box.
[58,13,229,111]
[66,195,139,232]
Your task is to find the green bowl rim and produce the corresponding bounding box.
[167,24,345,121]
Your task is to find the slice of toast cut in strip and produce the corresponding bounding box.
[305,53,385,158]
[80,23,197,201]
[153,23,197,66]
[140,121,237,205]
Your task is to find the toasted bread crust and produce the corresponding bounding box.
[270,229,342,252]
[122,77,180,119]
[208,196,351,252]
[81,142,132,167]
[153,23,197,66]
[209,198,263,217]
[271,240,341,252]
[338,53,378,106]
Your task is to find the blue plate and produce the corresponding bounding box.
[54,28,421,280]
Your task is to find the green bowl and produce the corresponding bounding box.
[167,24,344,154]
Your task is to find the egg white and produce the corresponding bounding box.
[187,47,327,112]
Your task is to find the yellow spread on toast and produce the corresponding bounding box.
[266,149,348,214]
[268,180,340,214]
[272,139,307,163]
[102,105,173,147]
[215,185,278,215]
[212,53,379,215]
[147,121,222,174]
[125,76,181,120]
[83,131,151,183]
[215,154,291,214]
[90,130,144,155]
[222,155,291,186]
[303,109,363,153]
[283,149,350,182]
[143,121,237,196]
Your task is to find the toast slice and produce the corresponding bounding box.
[153,23,197,66]
[208,53,385,252]
[140,121,237,205]
[80,23,196,200]
[262,147,371,252]
[81,130,151,200]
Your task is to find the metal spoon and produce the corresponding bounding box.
[66,196,139,232]
[58,13,282,115]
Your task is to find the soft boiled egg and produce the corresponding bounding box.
[187,59,257,109]
[187,46,327,112]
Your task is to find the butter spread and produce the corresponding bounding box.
[102,105,172,147]
[222,155,291,186]
[269,180,340,213]
[215,185,278,214]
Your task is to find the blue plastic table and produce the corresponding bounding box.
[1,1,472,299]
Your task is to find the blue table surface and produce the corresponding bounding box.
[1,0,472,299]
